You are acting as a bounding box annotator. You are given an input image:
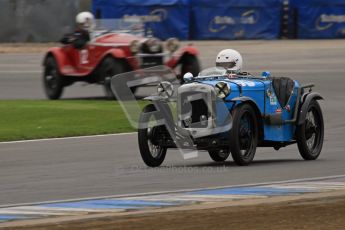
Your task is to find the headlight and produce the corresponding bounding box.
[166,37,179,53]
[183,72,194,82]
[146,38,162,53]
[130,40,141,54]
[157,81,174,98]
[215,81,230,99]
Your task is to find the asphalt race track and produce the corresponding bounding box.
[0,40,344,205]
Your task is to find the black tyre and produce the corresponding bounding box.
[138,104,167,167]
[180,54,200,82]
[208,149,230,162]
[43,56,65,100]
[100,57,125,100]
[229,104,258,166]
[296,100,324,160]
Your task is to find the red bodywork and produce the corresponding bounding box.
[44,32,199,78]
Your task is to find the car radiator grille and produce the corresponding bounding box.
[179,91,210,128]
[140,56,163,68]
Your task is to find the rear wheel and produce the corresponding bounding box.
[43,56,65,100]
[100,57,125,100]
[138,104,167,167]
[229,104,258,166]
[208,149,230,162]
[296,100,324,160]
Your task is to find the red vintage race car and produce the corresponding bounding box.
[42,19,200,99]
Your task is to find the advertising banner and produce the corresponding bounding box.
[190,0,282,40]
[92,0,190,40]
[291,0,345,38]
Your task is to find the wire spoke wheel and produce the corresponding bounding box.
[43,56,64,99]
[305,109,320,151]
[239,112,255,158]
[297,100,324,160]
[46,69,58,89]
[138,104,167,167]
[146,121,165,159]
[230,104,258,166]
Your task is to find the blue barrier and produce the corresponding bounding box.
[291,0,345,38]
[92,0,190,40]
[190,0,283,40]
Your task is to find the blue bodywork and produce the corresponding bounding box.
[137,66,324,167]
[195,75,300,142]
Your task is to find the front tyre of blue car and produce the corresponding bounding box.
[229,104,258,166]
[296,100,324,160]
[138,104,167,167]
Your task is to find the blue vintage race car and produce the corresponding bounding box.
[137,67,324,167]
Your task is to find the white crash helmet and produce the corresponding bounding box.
[76,12,95,31]
[215,49,243,73]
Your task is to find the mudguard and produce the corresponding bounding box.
[103,48,127,59]
[297,92,324,125]
[98,48,139,71]
[231,96,264,138]
[179,45,199,56]
[165,46,199,69]
[231,96,261,114]
[43,47,72,74]
[102,48,139,70]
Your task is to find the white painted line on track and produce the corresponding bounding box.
[173,194,267,200]
[6,206,124,213]
[0,70,41,74]
[0,174,344,209]
[0,210,68,216]
[0,132,136,145]
[4,207,79,215]
[0,63,40,66]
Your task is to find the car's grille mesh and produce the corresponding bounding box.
[180,91,209,128]
[141,56,163,68]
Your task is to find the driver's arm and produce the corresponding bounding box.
[72,30,90,49]
[59,33,74,44]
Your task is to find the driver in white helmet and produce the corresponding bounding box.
[215,49,244,78]
[60,12,94,49]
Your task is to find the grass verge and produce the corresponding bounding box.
[0,100,147,142]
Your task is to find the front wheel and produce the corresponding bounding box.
[43,56,65,99]
[296,100,324,160]
[138,104,167,167]
[229,104,258,166]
